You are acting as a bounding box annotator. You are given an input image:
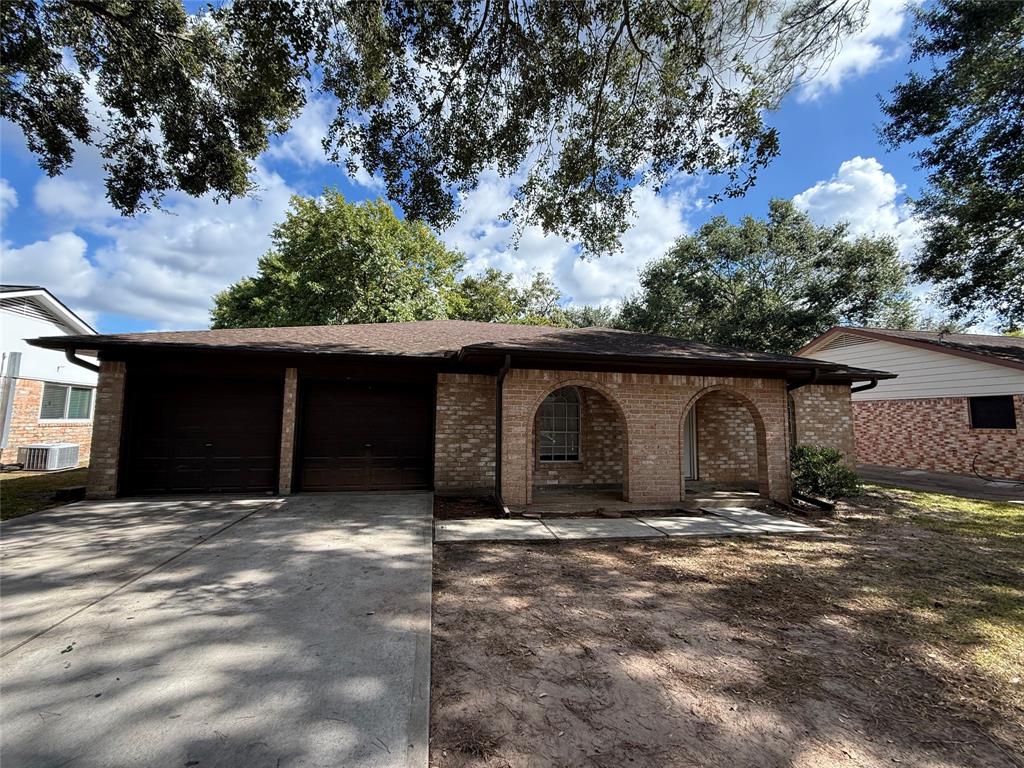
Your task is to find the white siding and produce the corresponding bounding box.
[1,310,98,387]
[801,337,1024,401]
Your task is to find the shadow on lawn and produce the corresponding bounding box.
[430,490,1024,768]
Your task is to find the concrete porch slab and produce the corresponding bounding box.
[434,518,555,542]
[639,516,752,536]
[541,517,666,540]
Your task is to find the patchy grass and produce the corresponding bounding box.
[871,484,1024,542]
[431,486,1024,768]
[0,467,88,520]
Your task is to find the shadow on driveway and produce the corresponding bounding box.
[1,492,432,768]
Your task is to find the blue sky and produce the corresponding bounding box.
[0,0,934,334]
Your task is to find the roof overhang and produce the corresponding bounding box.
[800,326,1024,372]
[2,288,96,335]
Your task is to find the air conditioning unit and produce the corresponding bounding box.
[17,443,80,471]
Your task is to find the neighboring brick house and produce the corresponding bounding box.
[1,286,97,466]
[799,327,1024,481]
[29,321,887,504]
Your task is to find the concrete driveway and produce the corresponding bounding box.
[0,492,433,768]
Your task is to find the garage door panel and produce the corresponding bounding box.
[124,376,281,495]
[299,380,433,491]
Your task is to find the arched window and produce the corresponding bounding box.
[538,387,580,462]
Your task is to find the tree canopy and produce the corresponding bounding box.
[880,0,1023,330]
[618,200,918,354]
[451,268,571,326]
[211,190,582,329]
[211,192,464,328]
[3,0,867,253]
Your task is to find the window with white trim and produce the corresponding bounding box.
[39,383,94,420]
[538,387,580,462]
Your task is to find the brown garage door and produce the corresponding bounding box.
[123,375,281,494]
[298,380,434,491]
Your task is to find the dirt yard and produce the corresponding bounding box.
[430,487,1023,767]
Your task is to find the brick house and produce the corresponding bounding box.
[799,327,1024,481]
[1,285,98,465]
[29,321,888,504]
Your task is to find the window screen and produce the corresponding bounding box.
[39,383,69,420]
[969,395,1017,429]
[539,387,580,462]
[67,387,93,419]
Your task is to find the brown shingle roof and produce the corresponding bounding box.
[34,320,561,357]
[30,320,891,379]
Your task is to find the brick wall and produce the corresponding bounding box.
[0,378,93,464]
[434,373,496,493]
[791,383,856,464]
[278,368,299,495]
[854,395,1024,480]
[696,391,757,484]
[86,361,126,498]
[500,370,791,505]
[533,387,624,487]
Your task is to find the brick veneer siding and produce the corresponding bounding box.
[791,383,856,465]
[434,373,496,493]
[0,378,93,464]
[853,395,1024,480]
[500,369,791,505]
[85,361,126,498]
[696,391,758,485]
[533,387,625,488]
[277,368,299,495]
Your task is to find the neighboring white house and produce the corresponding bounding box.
[798,327,1024,481]
[0,285,98,465]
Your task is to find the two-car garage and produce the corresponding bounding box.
[121,368,435,496]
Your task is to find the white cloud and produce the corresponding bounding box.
[34,175,118,225]
[265,93,385,192]
[8,163,296,330]
[0,178,17,221]
[798,0,913,101]
[0,232,95,299]
[793,155,922,260]
[266,95,334,168]
[443,171,691,306]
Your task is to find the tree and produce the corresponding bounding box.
[451,268,570,326]
[563,304,620,329]
[210,191,464,328]
[618,200,917,354]
[880,1,1024,329]
[3,0,867,253]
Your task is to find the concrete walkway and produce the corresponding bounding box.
[859,464,1024,503]
[434,507,821,543]
[1,492,433,768]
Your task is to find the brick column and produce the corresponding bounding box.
[277,368,299,495]
[86,360,126,499]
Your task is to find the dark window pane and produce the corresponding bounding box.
[969,396,1017,429]
[40,384,68,420]
[67,387,93,419]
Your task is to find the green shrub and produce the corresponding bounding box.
[791,444,861,500]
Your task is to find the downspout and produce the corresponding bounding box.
[65,348,100,373]
[851,378,878,394]
[494,354,512,517]
[786,367,819,392]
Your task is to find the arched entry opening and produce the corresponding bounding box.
[680,387,770,498]
[528,383,629,505]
